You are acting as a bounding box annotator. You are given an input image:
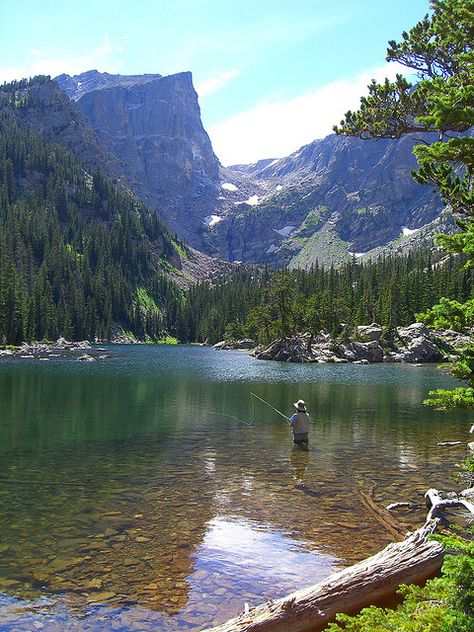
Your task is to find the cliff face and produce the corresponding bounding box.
[57,70,221,250]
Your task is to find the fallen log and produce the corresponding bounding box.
[203,520,444,632]
[437,441,464,447]
[358,482,406,541]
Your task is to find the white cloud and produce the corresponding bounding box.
[0,36,124,83]
[96,34,113,56]
[195,69,239,98]
[208,63,407,166]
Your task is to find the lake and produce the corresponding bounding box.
[0,345,469,631]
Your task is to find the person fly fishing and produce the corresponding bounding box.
[289,399,310,447]
[249,393,310,447]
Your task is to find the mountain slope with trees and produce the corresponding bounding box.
[53,70,453,269]
[0,77,185,344]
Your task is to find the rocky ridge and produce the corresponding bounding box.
[54,70,454,269]
[8,76,237,284]
[217,134,450,268]
[251,323,472,364]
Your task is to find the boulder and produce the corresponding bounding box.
[255,336,313,362]
[338,340,384,363]
[356,323,383,342]
[434,329,472,348]
[55,337,71,348]
[214,339,256,350]
[75,340,92,349]
[397,322,431,341]
[253,323,453,365]
[232,339,256,349]
[402,336,443,363]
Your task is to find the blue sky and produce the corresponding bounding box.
[0,0,430,164]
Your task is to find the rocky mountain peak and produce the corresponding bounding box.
[56,69,163,101]
[56,70,221,250]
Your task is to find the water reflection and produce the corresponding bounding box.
[0,346,470,630]
[290,445,310,481]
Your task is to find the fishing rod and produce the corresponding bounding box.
[250,392,290,422]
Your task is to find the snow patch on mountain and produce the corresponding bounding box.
[205,214,223,227]
[402,226,419,236]
[275,225,296,237]
[221,182,238,192]
[245,195,260,206]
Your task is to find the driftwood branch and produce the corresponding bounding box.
[386,502,418,511]
[203,521,444,632]
[425,488,474,522]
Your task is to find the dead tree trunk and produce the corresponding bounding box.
[203,520,444,632]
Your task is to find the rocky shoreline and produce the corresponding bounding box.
[215,323,472,364]
[0,338,111,362]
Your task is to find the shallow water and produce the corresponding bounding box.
[0,345,470,630]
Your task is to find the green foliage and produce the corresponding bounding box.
[327,534,474,631]
[417,297,474,330]
[136,287,160,314]
[155,336,178,345]
[327,579,447,631]
[335,0,474,216]
[423,386,474,410]
[328,2,474,628]
[335,0,474,412]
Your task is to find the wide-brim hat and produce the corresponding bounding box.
[293,399,306,411]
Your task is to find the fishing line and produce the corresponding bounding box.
[207,392,291,428]
[207,411,255,427]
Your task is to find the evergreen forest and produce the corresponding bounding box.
[0,77,183,344]
[176,253,474,344]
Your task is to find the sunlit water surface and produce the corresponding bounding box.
[0,345,470,630]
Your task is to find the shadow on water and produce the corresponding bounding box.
[0,346,470,630]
